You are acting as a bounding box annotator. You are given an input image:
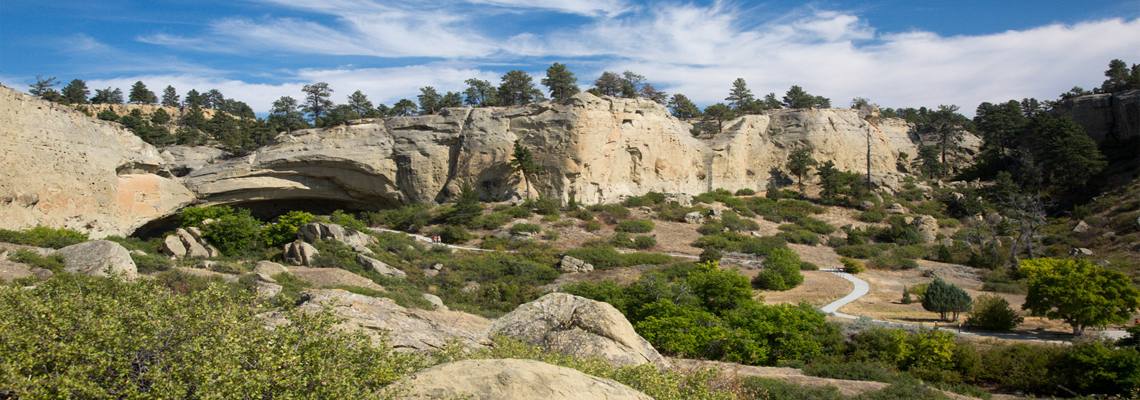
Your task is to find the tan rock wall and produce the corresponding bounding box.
[0,85,194,237]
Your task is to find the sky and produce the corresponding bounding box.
[2,0,1138,117]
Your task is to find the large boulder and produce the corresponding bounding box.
[283,241,319,267]
[264,289,491,352]
[252,260,290,276]
[487,293,670,368]
[910,215,940,243]
[389,359,652,400]
[355,254,406,279]
[55,240,137,280]
[559,256,594,273]
[297,222,377,250]
[0,85,194,238]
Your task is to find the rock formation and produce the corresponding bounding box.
[487,293,670,368]
[55,240,137,280]
[0,85,194,238]
[389,359,652,400]
[183,93,972,209]
[263,289,492,352]
[1052,89,1139,143]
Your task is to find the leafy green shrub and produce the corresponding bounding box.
[0,274,429,398]
[179,205,237,227]
[621,192,666,207]
[937,218,960,228]
[509,223,542,234]
[616,219,655,233]
[0,225,89,249]
[262,210,316,247]
[892,245,928,260]
[583,221,603,231]
[327,210,367,231]
[909,283,929,301]
[720,211,759,232]
[734,188,757,196]
[776,229,821,245]
[564,245,624,269]
[469,212,511,230]
[739,376,845,400]
[570,209,595,221]
[8,249,65,273]
[853,382,951,400]
[841,257,865,274]
[966,294,1023,331]
[753,248,804,291]
[620,252,673,266]
[740,236,788,257]
[794,217,836,235]
[835,244,884,259]
[800,261,819,271]
[699,248,722,263]
[697,220,725,235]
[434,224,473,244]
[803,360,898,382]
[589,204,631,222]
[922,277,972,322]
[540,214,560,223]
[132,252,173,274]
[202,210,263,256]
[867,254,918,270]
[858,209,886,223]
[632,235,657,249]
[533,197,560,215]
[502,205,533,219]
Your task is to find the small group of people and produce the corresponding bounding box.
[430,235,442,244]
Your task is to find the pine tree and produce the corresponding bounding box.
[60,79,89,104]
[541,63,579,102]
[922,277,972,322]
[786,147,817,194]
[509,140,542,199]
[129,81,157,104]
[725,78,756,112]
[161,86,180,106]
[902,286,913,304]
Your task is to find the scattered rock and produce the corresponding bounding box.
[56,240,137,280]
[29,267,53,279]
[253,273,282,299]
[422,293,448,310]
[490,229,512,239]
[1102,231,1117,238]
[263,289,490,351]
[462,281,481,294]
[423,263,443,278]
[939,238,954,248]
[684,211,705,224]
[389,359,652,400]
[885,203,908,214]
[951,192,965,203]
[297,222,378,249]
[487,293,670,368]
[194,260,219,270]
[1071,248,1094,257]
[283,241,319,267]
[707,209,723,218]
[1073,220,1091,234]
[161,235,186,257]
[177,228,211,258]
[252,260,290,276]
[858,201,875,211]
[355,254,406,279]
[910,215,939,243]
[559,256,594,273]
[130,250,146,256]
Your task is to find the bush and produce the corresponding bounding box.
[621,192,666,207]
[966,294,1023,331]
[132,252,173,274]
[0,225,89,249]
[867,254,918,270]
[720,211,759,232]
[803,361,898,382]
[734,188,757,196]
[564,245,624,269]
[752,247,804,291]
[616,219,655,233]
[502,205,533,219]
[699,248,722,263]
[588,204,630,222]
[892,245,928,260]
[533,197,560,215]
[570,209,595,221]
[8,249,66,273]
[858,209,886,223]
[435,224,473,244]
[509,223,542,234]
[469,212,511,230]
[202,210,263,257]
[841,257,865,274]
[179,205,237,227]
[794,217,836,235]
[583,221,603,231]
[327,210,367,231]
[835,244,885,259]
[262,210,316,247]
[739,376,845,400]
[740,236,788,257]
[776,229,820,245]
[853,382,951,400]
[632,235,657,249]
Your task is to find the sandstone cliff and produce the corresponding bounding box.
[0,85,194,237]
[185,93,957,209]
[1052,89,1140,143]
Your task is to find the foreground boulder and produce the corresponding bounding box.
[487,293,670,368]
[297,222,377,252]
[390,359,652,400]
[283,241,319,267]
[263,289,490,352]
[55,240,137,280]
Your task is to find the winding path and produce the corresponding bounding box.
[819,269,870,319]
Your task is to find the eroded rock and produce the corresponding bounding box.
[390,359,652,400]
[56,240,137,280]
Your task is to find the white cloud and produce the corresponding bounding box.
[465,0,631,17]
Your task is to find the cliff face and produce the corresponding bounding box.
[0,85,194,238]
[1052,89,1140,142]
[185,93,957,208]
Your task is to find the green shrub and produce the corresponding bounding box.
[909,283,930,301]
[616,219,655,233]
[858,209,886,223]
[853,382,951,400]
[0,274,430,398]
[776,229,820,245]
[739,376,845,400]
[867,254,919,270]
[583,221,603,231]
[841,257,865,274]
[373,204,433,232]
[589,204,631,222]
[632,235,657,249]
[435,224,473,244]
[720,211,759,232]
[836,244,885,259]
[937,218,960,228]
[0,225,89,249]
[533,197,560,215]
[179,206,237,227]
[570,209,595,221]
[892,245,928,260]
[697,220,725,235]
[734,188,757,196]
[800,261,819,271]
[966,294,1023,331]
[470,212,511,230]
[132,252,173,274]
[565,245,624,269]
[794,217,836,235]
[621,192,666,207]
[202,210,264,257]
[327,210,367,231]
[803,360,898,382]
[740,236,788,257]
[502,205,533,219]
[262,210,316,247]
[509,223,542,234]
[8,249,66,273]
[699,248,723,263]
[752,248,804,291]
[540,214,560,223]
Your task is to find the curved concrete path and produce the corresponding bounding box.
[819,269,870,319]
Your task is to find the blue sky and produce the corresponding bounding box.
[2,0,1138,116]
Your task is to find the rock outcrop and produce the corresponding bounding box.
[487,293,670,368]
[1052,89,1139,143]
[297,222,377,252]
[0,85,195,238]
[283,241,319,267]
[183,93,973,208]
[389,359,652,400]
[55,240,137,280]
[264,289,491,352]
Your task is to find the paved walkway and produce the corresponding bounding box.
[819,269,869,319]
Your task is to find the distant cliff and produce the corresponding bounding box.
[1052,89,1140,143]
